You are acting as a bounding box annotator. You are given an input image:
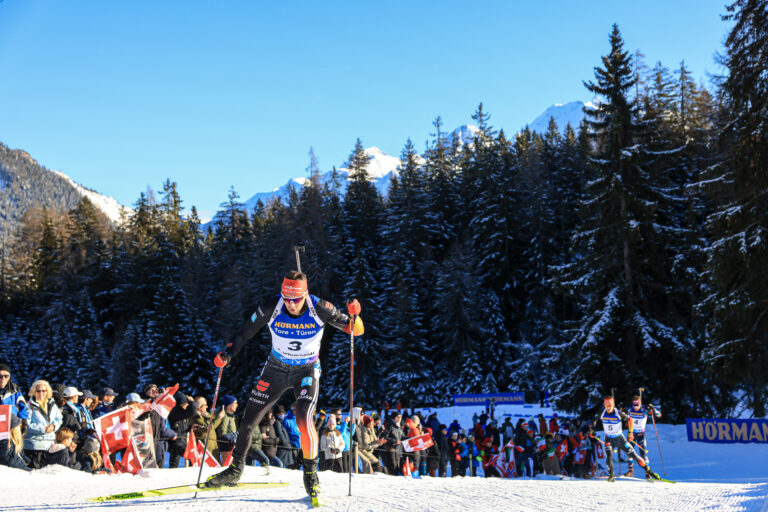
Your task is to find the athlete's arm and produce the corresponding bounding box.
[226,297,279,358]
[316,298,364,335]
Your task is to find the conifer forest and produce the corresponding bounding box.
[1,4,767,422]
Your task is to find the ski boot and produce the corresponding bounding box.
[645,467,660,481]
[607,473,615,482]
[303,458,321,508]
[205,459,244,487]
[623,467,634,477]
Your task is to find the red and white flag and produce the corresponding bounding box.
[402,433,434,453]
[221,450,233,466]
[184,429,201,466]
[115,437,143,474]
[0,405,11,441]
[151,384,179,419]
[100,435,115,473]
[198,440,221,467]
[94,407,133,453]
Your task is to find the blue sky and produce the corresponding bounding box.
[0,1,730,221]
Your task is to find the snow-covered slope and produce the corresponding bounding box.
[2,403,766,512]
[52,169,131,224]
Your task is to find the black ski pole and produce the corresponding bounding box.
[194,365,225,497]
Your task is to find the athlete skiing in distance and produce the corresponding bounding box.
[593,396,659,482]
[206,270,364,501]
[624,394,661,477]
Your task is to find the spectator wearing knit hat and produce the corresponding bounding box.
[358,414,383,473]
[168,391,197,468]
[93,388,119,418]
[216,395,239,458]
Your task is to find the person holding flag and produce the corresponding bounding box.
[593,396,660,482]
[206,270,364,502]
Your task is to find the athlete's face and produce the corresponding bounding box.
[283,293,306,315]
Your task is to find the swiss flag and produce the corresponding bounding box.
[402,433,434,453]
[184,429,201,466]
[115,437,143,474]
[100,435,115,473]
[151,384,179,419]
[95,407,133,453]
[595,441,605,459]
[198,440,221,467]
[0,405,10,441]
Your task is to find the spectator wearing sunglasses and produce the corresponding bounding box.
[24,380,63,469]
[0,363,29,421]
[207,269,364,502]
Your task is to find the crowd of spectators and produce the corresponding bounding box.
[1,363,609,479]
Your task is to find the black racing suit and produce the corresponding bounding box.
[224,295,354,467]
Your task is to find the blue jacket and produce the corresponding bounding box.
[282,411,301,449]
[1,383,30,420]
[0,439,29,470]
[93,401,117,418]
[24,399,63,451]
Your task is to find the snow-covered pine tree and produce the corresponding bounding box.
[549,25,695,417]
[699,0,768,417]
[379,139,435,404]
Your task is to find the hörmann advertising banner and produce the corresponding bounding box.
[453,392,524,406]
[686,418,768,444]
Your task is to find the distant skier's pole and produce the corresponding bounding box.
[348,314,356,497]
[194,365,225,497]
[650,405,667,475]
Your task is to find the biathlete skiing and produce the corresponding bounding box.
[593,396,660,482]
[205,270,364,503]
[624,394,661,477]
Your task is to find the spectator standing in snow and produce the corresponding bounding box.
[0,363,29,421]
[93,388,119,418]
[24,380,62,469]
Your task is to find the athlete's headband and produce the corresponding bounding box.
[282,278,308,299]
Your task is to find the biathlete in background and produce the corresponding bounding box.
[624,394,661,477]
[593,396,660,482]
[206,270,364,501]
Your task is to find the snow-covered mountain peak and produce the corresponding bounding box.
[51,170,132,224]
[528,100,588,134]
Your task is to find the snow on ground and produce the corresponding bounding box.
[2,403,767,511]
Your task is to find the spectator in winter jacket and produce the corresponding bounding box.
[44,426,77,468]
[448,419,461,436]
[548,414,560,435]
[215,395,239,458]
[24,380,63,469]
[191,396,224,456]
[319,415,344,472]
[542,433,561,475]
[0,363,30,421]
[76,435,108,474]
[60,387,84,444]
[501,417,515,445]
[358,415,383,473]
[538,414,548,436]
[142,384,176,468]
[383,412,404,475]
[282,404,302,454]
[449,431,462,476]
[272,405,295,469]
[93,388,119,418]
[246,422,270,467]
[436,424,449,477]
[258,411,283,468]
[0,413,29,471]
[168,392,198,468]
[402,415,422,474]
